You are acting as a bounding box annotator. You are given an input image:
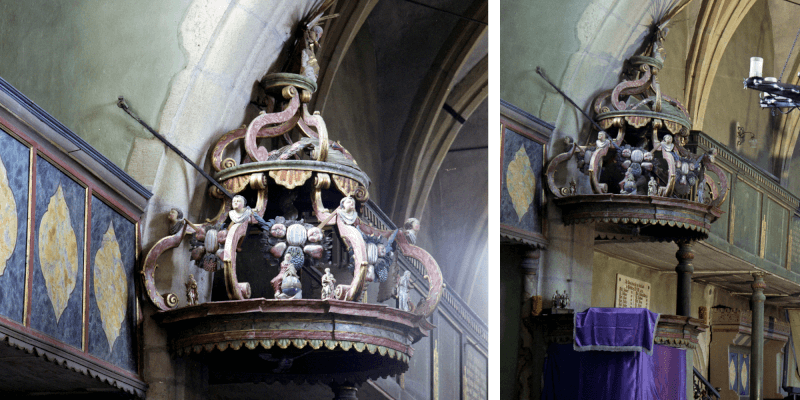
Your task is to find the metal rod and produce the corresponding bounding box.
[116,96,234,199]
[780,25,800,82]
[535,66,604,132]
[448,145,488,153]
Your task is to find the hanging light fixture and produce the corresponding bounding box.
[744,27,800,113]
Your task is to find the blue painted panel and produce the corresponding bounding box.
[741,353,749,395]
[500,128,543,233]
[31,157,85,349]
[87,196,137,373]
[0,129,29,324]
[729,351,738,391]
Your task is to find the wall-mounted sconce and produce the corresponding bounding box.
[736,122,757,149]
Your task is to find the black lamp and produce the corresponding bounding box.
[744,56,800,111]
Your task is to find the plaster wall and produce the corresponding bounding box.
[499,0,582,123]
[0,0,191,171]
[0,3,202,398]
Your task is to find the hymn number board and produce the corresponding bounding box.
[615,274,651,309]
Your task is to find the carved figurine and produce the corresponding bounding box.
[317,196,373,301]
[651,133,675,155]
[168,208,185,235]
[396,271,413,312]
[648,177,658,196]
[229,195,253,225]
[596,131,611,149]
[279,264,302,299]
[403,218,420,245]
[272,254,293,298]
[619,168,637,195]
[321,268,335,299]
[185,274,198,306]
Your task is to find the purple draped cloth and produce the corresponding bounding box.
[574,307,659,355]
[541,343,686,400]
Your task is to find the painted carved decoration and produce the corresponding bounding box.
[140,4,439,387]
[543,27,728,241]
[546,28,727,205]
[141,19,443,320]
[94,222,127,351]
[39,184,79,322]
[0,156,16,275]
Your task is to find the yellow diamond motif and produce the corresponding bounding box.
[506,145,536,221]
[94,222,128,351]
[740,358,748,390]
[39,185,79,323]
[0,156,17,276]
[729,359,736,389]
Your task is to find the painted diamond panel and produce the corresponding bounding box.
[88,196,137,373]
[501,127,543,234]
[31,157,84,349]
[0,128,28,323]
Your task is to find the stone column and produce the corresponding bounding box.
[520,250,541,310]
[750,272,766,400]
[675,241,694,317]
[330,382,359,399]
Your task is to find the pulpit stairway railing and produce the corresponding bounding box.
[693,367,720,400]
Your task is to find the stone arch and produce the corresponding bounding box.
[684,0,759,131]
[386,0,487,222]
[399,56,487,221]
[770,53,800,182]
[455,208,488,312]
